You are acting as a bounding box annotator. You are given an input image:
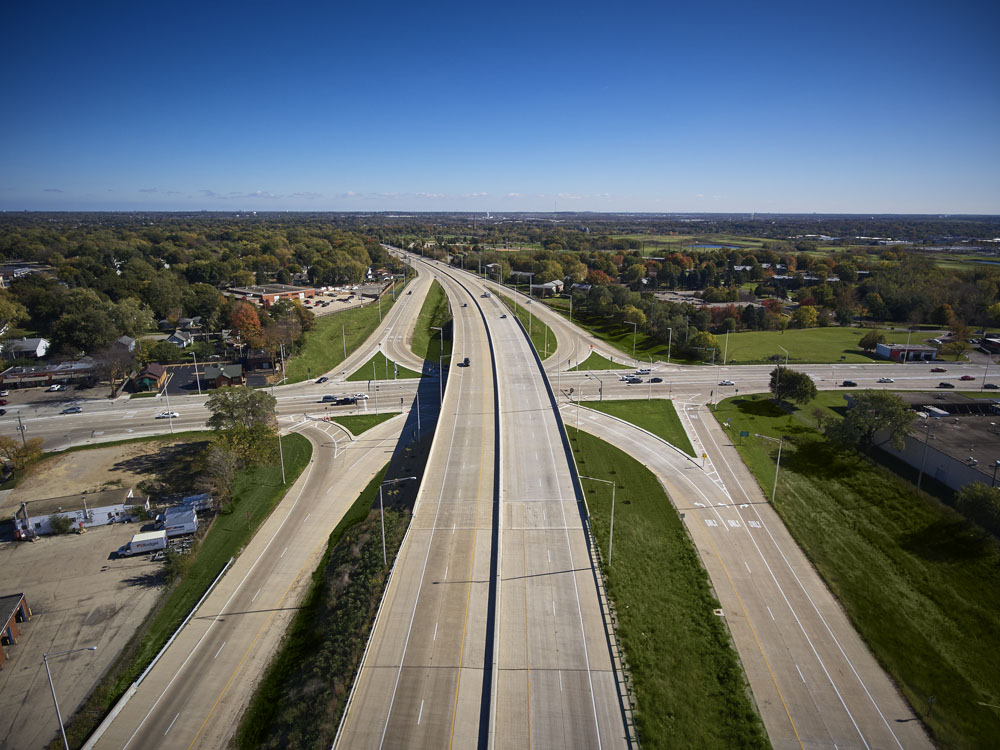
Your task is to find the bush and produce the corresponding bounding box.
[48,514,75,535]
[955,483,1000,537]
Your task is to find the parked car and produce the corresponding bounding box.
[877,377,894,383]
[841,380,858,387]
[0,390,8,397]
[156,411,179,419]
[316,376,329,383]
[718,380,735,386]
[959,375,975,381]
[937,382,955,388]
[650,377,663,383]
[62,406,83,414]
[931,367,947,372]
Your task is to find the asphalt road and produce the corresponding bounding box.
[571,405,933,750]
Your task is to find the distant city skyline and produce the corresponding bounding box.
[2,0,997,214]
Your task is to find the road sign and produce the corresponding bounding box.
[739,430,750,437]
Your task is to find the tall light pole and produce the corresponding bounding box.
[724,329,730,365]
[755,433,783,505]
[992,459,1000,489]
[379,476,417,566]
[627,321,638,364]
[44,645,97,750]
[580,475,617,566]
[161,378,174,434]
[917,419,936,491]
[190,350,202,396]
[982,356,993,392]
[666,327,673,365]
[431,326,445,406]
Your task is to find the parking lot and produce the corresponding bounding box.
[0,524,165,749]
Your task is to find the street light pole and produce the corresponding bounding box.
[579,475,616,566]
[379,476,417,566]
[755,434,783,504]
[992,459,1000,488]
[44,646,97,750]
[627,321,637,364]
[666,327,673,365]
[191,350,202,395]
[917,420,935,491]
[162,380,174,434]
[431,326,444,406]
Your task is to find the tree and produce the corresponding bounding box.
[768,367,818,404]
[859,330,886,352]
[50,308,120,354]
[0,436,43,470]
[109,297,156,337]
[622,305,647,329]
[92,346,136,395]
[206,386,276,431]
[0,290,28,329]
[941,340,969,361]
[955,483,1000,537]
[791,306,818,328]
[230,301,262,343]
[825,390,915,450]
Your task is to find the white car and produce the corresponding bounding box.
[47,384,62,392]
[353,393,369,400]
[156,411,179,419]
[0,390,8,397]
[718,379,736,386]
[877,377,895,383]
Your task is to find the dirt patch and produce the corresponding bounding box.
[12,439,207,503]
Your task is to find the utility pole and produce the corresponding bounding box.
[16,413,26,448]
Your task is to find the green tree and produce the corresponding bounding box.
[622,305,647,329]
[859,330,886,352]
[768,367,818,404]
[50,308,120,354]
[941,340,969,361]
[955,483,1000,537]
[206,386,277,431]
[109,297,156,337]
[825,390,915,450]
[791,306,818,328]
[0,290,28,329]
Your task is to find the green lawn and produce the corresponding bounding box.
[568,427,770,749]
[331,412,398,435]
[410,279,453,364]
[346,351,421,382]
[716,393,1000,749]
[721,326,934,365]
[569,351,622,370]
[494,289,557,359]
[584,399,696,457]
[285,285,406,383]
[63,434,313,748]
[543,300,677,362]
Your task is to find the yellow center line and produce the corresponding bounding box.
[667,474,804,750]
[448,308,493,746]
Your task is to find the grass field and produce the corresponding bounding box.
[716,393,1000,749]
[569,351,621,370]
[285,285,405,384]
[495,289,557,358]
[543,300,677,362]
[720,327,941,364]
[346,351,421,382]
[410,279,453,364]
[63,434,313,748]
[330,412,398,435]
[568,427,770,749]
[584,399,696,457]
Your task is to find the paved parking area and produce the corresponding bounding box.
[0,525,164,749]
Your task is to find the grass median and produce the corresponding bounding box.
[584,399,696,457]
[411,279,452,363]
[330,412,398,435]
[62,433,312,749]
[568,426,770,749]
[717,393,1000,749]
[346,351,421,382]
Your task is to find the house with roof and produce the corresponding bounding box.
[114,335,135,353]
[134,363,167,391]
[203,363,244,388]
[166,330,194,348]
[2,337,49,361]
[0,593,31,669]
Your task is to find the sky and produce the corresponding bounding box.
[2,0,998,214]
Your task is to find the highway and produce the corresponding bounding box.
[570,404,933,749]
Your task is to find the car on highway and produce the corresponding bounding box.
[931,367,947,372]
[407,290,412,295]
[0,390,8,397]
[316,376,329,383]
[937,382,955,388]
[625,376,642,384]
[650,377,663,383]
[481,292,491,298]
[0,399,6,406]
[156,411,179,419]
[984,383,999,389]
[500,314,507,319]
[959,375,975,381]
[718,379,735,386]
[62,406,82,414]
[353,393,369,400]
[462,303,467,307]
[47,384,62,392]
[841,380,858,387]
[0,409,5,416]
[877,377,895,383]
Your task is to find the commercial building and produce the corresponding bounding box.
[228,284,316,308]
[134,363,167,391]
[203,363,244,387]
[0,359,94,388]
[6,488,149,539]
[0,593,31,669]
[874,342,938,362]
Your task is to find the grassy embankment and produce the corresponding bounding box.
[284,281,405,384]
[720,326,934,364]
[717,392,1000,749]
[330,413,398,435]
[346,351,420,382]
[568,426,770,749]
[569,351,621,370]
[61,434,312,748]
[493,289,557,359]
[410,278,453,364]
[544,298,674,362]
[584,399,696,457]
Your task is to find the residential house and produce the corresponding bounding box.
[166,330,193,348]
[134,363,167,391]
[203,363,244,388]
[114,335,135,353]
[2,337,49,361]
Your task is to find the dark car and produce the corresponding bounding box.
[650,377,663,383]
[0,409,6,416]
[937,382,954,388]
[316,376,329,383]
[931,367,947,373]
[0,399,7,406]
[959,375,975,381]
[841,380,858,387]
[984,383,999,390]
[462,357,470,367]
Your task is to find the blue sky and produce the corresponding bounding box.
[2,0,997,213]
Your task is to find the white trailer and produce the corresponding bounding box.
[117,530,167,557]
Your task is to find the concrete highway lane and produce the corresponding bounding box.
[488,296,629,750]
[337,271,496,749]
[570,403,932,750]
